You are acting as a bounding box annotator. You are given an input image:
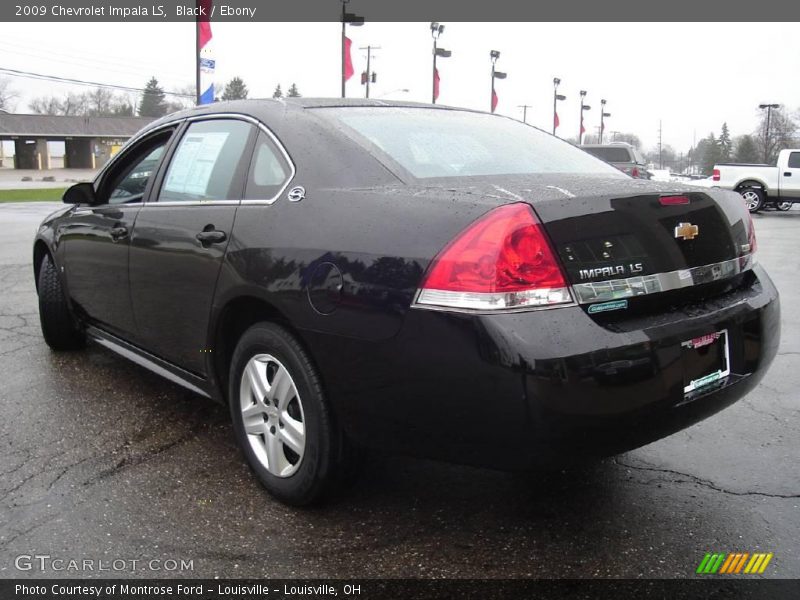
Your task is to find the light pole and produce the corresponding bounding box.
[758,103,779,163]
[579,90,590,144]
[553,78,565,136]
[490,50,506,113]
[340,0,364,98]
[430,23,451,104]
[599,99,610,144]
[518,104,532,123]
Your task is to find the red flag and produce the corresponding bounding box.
[554,111,560,129]
[580,117,585,135]
[197,0,212,47]
[491,90,498,113]
[433,67,440,101]
[344,36,354,81]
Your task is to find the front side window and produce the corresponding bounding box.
[159,119,253,202]
[105,138,170,204]
[583,147,634,163]
[315,107,624,180]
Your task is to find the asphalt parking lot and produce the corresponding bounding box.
[0,202,798,580]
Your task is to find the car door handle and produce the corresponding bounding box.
[196,229,227,244]
[784,172,792,177]
[110,226,128,240]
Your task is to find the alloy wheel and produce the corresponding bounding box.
[239,354,306,477]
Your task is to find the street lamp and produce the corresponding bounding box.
[340,0,364,98]
[579,90,591,144]
[490,50,506,113]
[758,103,780,163]
[599,99,611,144]
[430,22,451,104]
[553,77,565,136]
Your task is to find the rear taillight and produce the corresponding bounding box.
[713,169,720,182]
[414,203,573,311]
[631,167,640,178]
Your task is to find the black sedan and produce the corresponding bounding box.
[33,99,780,505]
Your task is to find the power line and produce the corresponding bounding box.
[0,67,194,98]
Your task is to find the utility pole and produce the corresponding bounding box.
[759,103,780,163]
[518,104,532,123]
[359,45,380,98]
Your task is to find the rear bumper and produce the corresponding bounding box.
[313,264,780,470]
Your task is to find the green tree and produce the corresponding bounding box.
[138,77,168,117]
[272,84,283,99]
[718,122,732,162]
[733,135,760,163]
[222,76,249,101]
[287,83,301,97]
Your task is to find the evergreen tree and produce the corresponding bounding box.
[222,77,249,101]
[699,132,721,175]
[287,83,301,98]
[138,77,167,117]
[734,135,760,163]
[272,84,283,99]
[718,122,732,162]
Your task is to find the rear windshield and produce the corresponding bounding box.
[316,107,624,179]
[582,146,633,163]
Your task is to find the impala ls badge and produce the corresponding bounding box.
[674,222,699,240]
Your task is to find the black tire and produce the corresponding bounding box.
[739,187,764,213]
[228,322,352,505]
[37,254,85,351]
[777,201,793,211]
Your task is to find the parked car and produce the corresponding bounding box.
[34,100,780,505]
[713,149,800,212]
[580,142,651,179]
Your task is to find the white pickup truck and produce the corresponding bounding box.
[713,149,800,212]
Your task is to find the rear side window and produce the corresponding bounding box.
[245,132,291,199]
[582,147,633,163]
[159,119,253,202]
[788,152,800,169]
[317,107,623,180]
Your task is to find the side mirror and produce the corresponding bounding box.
[63,182,96,205]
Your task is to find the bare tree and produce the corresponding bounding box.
[29,95,64,115]
[0,77,18,112]
[86,87,114,116]
[755,106,799,164]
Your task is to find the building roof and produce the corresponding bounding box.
[0,114,155,138]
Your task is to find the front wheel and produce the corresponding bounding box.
[37,254,85,351]
[739,187,764,213]
[228,322,351,505]
[777,201,793,211]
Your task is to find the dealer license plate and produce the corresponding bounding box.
[682,330,730,394]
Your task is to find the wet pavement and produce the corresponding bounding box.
[0,202,798,579]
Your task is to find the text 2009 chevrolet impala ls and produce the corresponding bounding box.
[33,99,780,505]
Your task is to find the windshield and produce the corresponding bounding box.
[316,107,625,180]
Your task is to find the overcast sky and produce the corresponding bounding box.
[1,21,797,152]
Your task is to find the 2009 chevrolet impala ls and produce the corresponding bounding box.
[33,99,780,505]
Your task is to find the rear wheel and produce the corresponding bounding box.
[37,254,85,351]
[739,187,765,213]
[228,322,352,505]
[777,201,793,211]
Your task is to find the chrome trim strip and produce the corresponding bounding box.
[93,112,296,208]
[182,113,296,207]
[411,287,577,314]
[86,326,211,398]
[571,255,754,304]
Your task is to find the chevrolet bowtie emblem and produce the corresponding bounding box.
[674,222,699,240]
